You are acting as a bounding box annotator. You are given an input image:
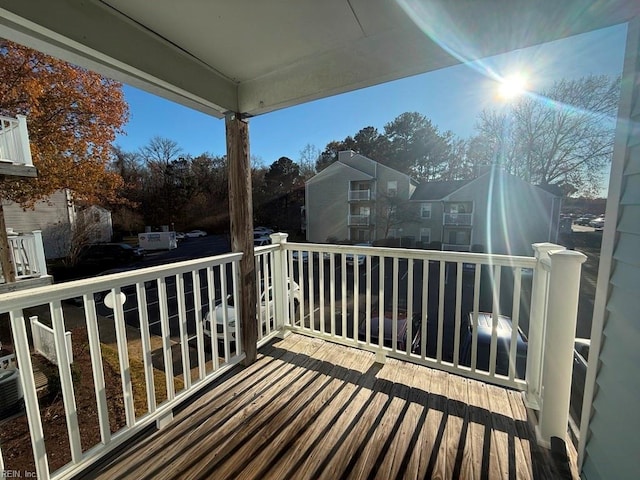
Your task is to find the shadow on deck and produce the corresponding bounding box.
[79,334,578,479]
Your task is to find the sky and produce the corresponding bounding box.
[115,23,628,169]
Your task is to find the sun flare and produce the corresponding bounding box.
[498,73,527,100]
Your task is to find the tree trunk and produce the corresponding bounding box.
[0,201,17,283]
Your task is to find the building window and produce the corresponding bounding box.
[420,203,431,219]
[387,180,398,197]
[420,228,431,244]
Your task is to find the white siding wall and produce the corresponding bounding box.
[580,17,640,480]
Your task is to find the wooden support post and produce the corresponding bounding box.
[225,112,257,364]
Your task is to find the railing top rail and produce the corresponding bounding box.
[254,244,279,254]
[0,251,243,313]
[284,241,536,268]
[0,115,19,124]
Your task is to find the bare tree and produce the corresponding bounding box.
[139,136,182,167]
[298,143,319,180]
[473,75,620,195]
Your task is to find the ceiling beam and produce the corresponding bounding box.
[0,0,238,117]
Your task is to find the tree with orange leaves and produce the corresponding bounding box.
[0,40,129,206]
[0,40,129,281]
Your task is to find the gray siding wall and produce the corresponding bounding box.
[581,18,640,480]
[450,171,557,256]
[372,164,413,240]
[406,201,444,244]
[306,153,415,243]
[306,164,353,242]
[3,190,72,259]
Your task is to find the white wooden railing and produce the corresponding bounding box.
[280,238,537,389]
[0,253,242,479]
[0,115,34,167]
[270,236,585,447]
[0,238,585,477]
[1,231,49,283]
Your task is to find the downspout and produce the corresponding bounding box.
[548,196,554,242]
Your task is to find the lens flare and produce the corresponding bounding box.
[498,74,528,100]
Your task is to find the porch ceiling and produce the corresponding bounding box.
[0,1,638,118]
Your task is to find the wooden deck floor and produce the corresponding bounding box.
[82,334,578,480]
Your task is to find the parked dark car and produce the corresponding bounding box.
[460,312,528,379]
[358,310,421,351]
[574,214,595,226]
[77,243,144,268]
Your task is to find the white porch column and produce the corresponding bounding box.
[525,242,566,409]
[536,249,586,448]
[270,232,289,336]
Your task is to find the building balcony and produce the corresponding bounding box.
[0,115,37,178]
[348,189,372,201]
[0,230,52,292]
[0,240,584,479]
[348,214,370,226]
[443,213,473,226]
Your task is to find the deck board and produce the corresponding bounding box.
[82,333,578,480]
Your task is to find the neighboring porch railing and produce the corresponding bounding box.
[347,214,370,226]
[0,238,584,478]
[0,115,34,167]
[348,189,371,201]
[443,212,473,226]
[1,231,49,283]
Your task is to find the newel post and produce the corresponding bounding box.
[31,230,48,276]
[526,243,565,410]
[270,232,289,336]
[226,112,257,364]
[17,114,34,168]
[536,249,586,448]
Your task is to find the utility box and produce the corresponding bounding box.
[138,231,177,251]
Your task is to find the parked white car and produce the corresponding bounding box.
[589,216,605,229]
[203,279,301,341]
[254,236,272,246]
[253,226,274,236]
[186,229,207,238]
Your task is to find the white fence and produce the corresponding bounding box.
[30,316,73,365]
